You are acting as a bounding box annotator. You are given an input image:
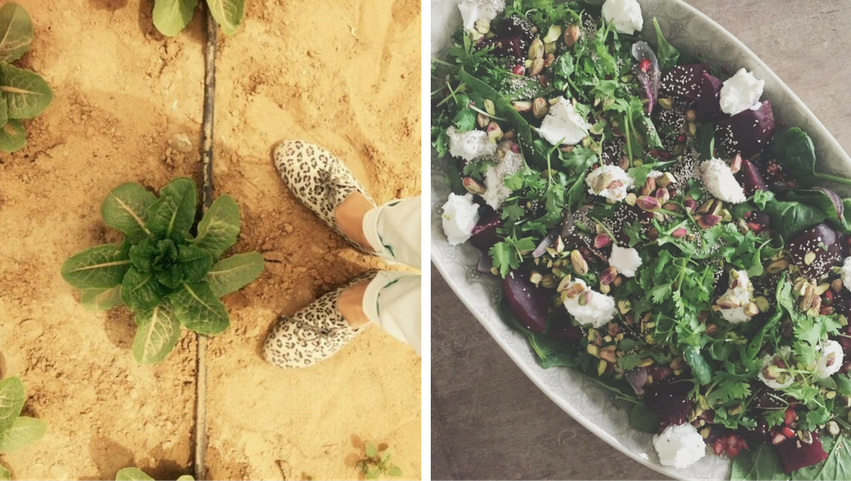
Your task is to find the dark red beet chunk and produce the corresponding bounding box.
[547,317,583,343]
[738,158,768,195]
[503,270,550,333]
[695,72,722,121]
[660,63,710,103]
[480,35,525,62]
[787,224,842,280]
[469,212,503,252]
[775,433,828,474]
[715,101,776,157]
[644,377,694,425]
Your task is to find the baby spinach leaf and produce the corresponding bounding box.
[0,377,24,433]
[80,286,124,311]
[629,404,660,433]
[61,243,131,289]
[101,183,157,243]
[731,442,787,481]
[773,127,851,186]
[205,0,245,36]
[116,468,155,481]
[785,188,851,233]
[133,303,181,365]
[206,252,265,297]
[169,281,229,335]
[0,3,33,63]
[0,416,46,453]
[146,178,197,240]
[0,118,25,152]
[121,268,167,311]
[192,195,240,258]
[763,198,826,240]
[651,18,679,72]
[0,62,52,119]
[153,0,199,37]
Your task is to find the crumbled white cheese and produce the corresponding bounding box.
[537,97,591,147]
[585,165,634,202]
[601,0,644,35]
[481,150,523,209]
[458,0,505,31]
[562,279,617,328]
[840,257,851,292]
[699,158,747,204]
[653,423,707,469]
[720,68,765,116]
[816,340,844,378]
[441,193,480,246]
[447,126,498,161]
[609,245,642,277]
[717,270,753,324]
[758,346,794,390]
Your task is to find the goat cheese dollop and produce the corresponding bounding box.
[609,245,642,277]
[447,126,497,161]
[699,158,747,204]
[441,193,480,246]
[538,97,592,147]
[816,340,844,379]
[717,270,753,324]
[839,257,851,292]
[601,0,644,35]
[458,0,505,31]
[481,149,523,209]
[585,165,634,202]
[720,68,765,116]
[758,346,794,390]
[653,423,707,469]
[562,279,617,328]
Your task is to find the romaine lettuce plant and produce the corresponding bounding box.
[0,376,47,481]
[152,0,244,37]
[116,467,193,481]
[61,178,265,364]
[0,2,53,153]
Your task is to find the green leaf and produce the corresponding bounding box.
[206,252,264,297]
[0,464,8,481]
[176,476,195,481]
[178,244,213,283]
[80,286,124,310]
[0,416,46,453]
[0,118,25,152]
[731,442,787,481]
[365,441,378,457]
[61,244,131,289]
[683,345,712,385]
[169,281,229,335]
[192,195,240,258]
[0,377,24,433]
[146,177,197,240]
[0,63,52,119]
[121,268,167,311]
[152,0,199,37]
[773,127,851,186]
[0,3,33,62]
[763,197,826,240]
[133,303,181,364]
[629,404,660,433]
[115,468,155,481]
[101,183,157,243]
[386,466,403,477]
[835,373,851,397]
[651,18,679,71]
[792,434,851,480]
[205,0,244,36]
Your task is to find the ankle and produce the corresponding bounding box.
[337,279,372,329]
[334,193,374,251]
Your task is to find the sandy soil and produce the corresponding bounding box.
[0,0,421,479]
[205,0,422,479]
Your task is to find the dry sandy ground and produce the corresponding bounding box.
[0,0,421,479]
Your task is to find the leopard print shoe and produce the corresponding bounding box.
[263,272,378,369]
[273,140,375,250]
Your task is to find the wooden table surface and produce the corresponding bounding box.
[430,1,851,479]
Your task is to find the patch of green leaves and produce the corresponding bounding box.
[772,127,851,187]
[356,441,403,480]
[0,376,47,478]
[152,0,244,37]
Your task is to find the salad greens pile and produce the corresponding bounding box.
[433,0,851,477]
[61,178,265,364]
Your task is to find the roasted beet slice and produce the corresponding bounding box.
[695,72,722,121]
[469,212,503,252]
[787,223,843,280]
[660,63,710,103]
[775,432,828,474]
[715,100,776,157]
[644,377,694,425]
[479,34,525,62]
[503,270,551,333]
[547,317,583,344]
[738,158,768,195]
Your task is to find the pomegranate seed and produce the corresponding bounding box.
[726,434,738,447]
[825,290,835,304]
[786,180,798,188]
[727,445,740,457]
[768,163,779,172]
[785,407,797,426]
[713,439,725,455]
[782,426,795,439]
[676,134,687,143]
[669,187,678,197]
[639,58,651,72]
[512,65,525,75]
[747,222,762,233]
[658,151,673,160]
[739,439,749,450]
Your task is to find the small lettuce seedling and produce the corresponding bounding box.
[61,178,265,364]
[116,467,193,481]
[0,3,53,153]
[356,441,403,480]
[152,0,245,37]
[0,376,47,480]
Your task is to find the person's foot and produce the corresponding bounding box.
[273,140,376,252]
[263,273,376,369]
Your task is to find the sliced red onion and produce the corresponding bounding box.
[626,367,648,396]
[631,41,661,114]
